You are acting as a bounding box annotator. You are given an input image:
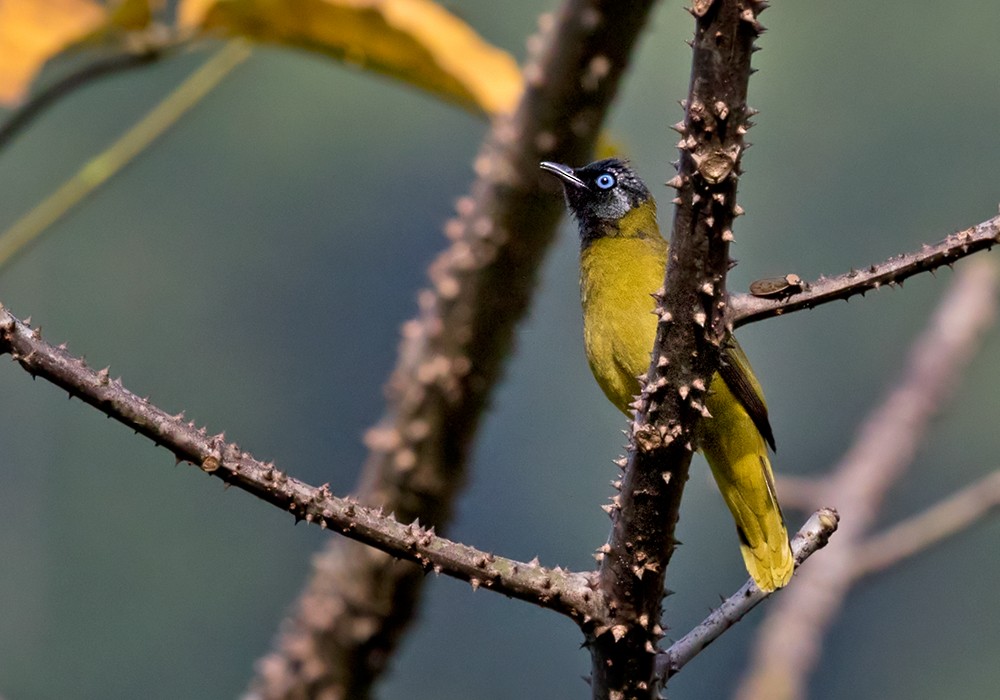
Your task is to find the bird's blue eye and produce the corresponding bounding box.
[595,173,616,189]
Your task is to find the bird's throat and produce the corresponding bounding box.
[580,200,659,248]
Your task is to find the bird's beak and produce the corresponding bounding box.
[540,161,588,189]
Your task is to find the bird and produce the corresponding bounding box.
[540,157,793,591]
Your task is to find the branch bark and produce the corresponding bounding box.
[590,2,765,697]
[0,303,612,623]
[734,258,998,700]
[729,214,1000,328]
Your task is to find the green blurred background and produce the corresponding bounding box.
[2,2,999,698]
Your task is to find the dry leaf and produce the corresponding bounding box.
[108,0,158,31]
[178,0,523,116]
[0,0,107,104]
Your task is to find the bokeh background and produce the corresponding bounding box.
[2,2,1000,698]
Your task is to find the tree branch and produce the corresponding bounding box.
[852,469,1000,579]
[0,303,611,623]
[590,2,765,697]
[730,214,1000,328]
[734,258,998,700]
[0,33,184,151]
[655,508,840,683]
[0,39,250,269]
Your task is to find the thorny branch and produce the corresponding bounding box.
[590,2,765,697]
[735,258,998,700]
[0,304,609,623]
[729,214,1000,327]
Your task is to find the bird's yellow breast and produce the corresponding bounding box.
[580,233,668,413]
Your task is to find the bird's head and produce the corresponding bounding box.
[540,158,654,241]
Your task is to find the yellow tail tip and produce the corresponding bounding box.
[742,540,794,592]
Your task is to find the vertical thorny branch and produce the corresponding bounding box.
[589,1,765,698]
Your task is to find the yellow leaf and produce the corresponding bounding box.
[0,0,106,105]
[178,0,523,116]
[108,0,158,31]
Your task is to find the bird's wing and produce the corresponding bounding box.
[718,338,776,452]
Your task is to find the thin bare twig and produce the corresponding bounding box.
[852,469,1000,578]
[655,508,840,683]
[730,215,1000,327]
[590,2,765,697]
[735,258,999,700]
[0,40,249,269]
[0,36,183,151]
[0,303,609,623]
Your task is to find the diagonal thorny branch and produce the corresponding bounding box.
[729,215,1000,327]
[0,303,609,623]
[734,258,999,700]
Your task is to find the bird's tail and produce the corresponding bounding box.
[700,386,794,592]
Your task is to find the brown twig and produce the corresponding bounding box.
[0,36,182,151]
[655,509,840,683]
[0,303,609,623]
[590,2,765,697]
[247,1,660,698]
[852,469,1000,578]
[734,258,998,700]
[729,215,1000,328]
